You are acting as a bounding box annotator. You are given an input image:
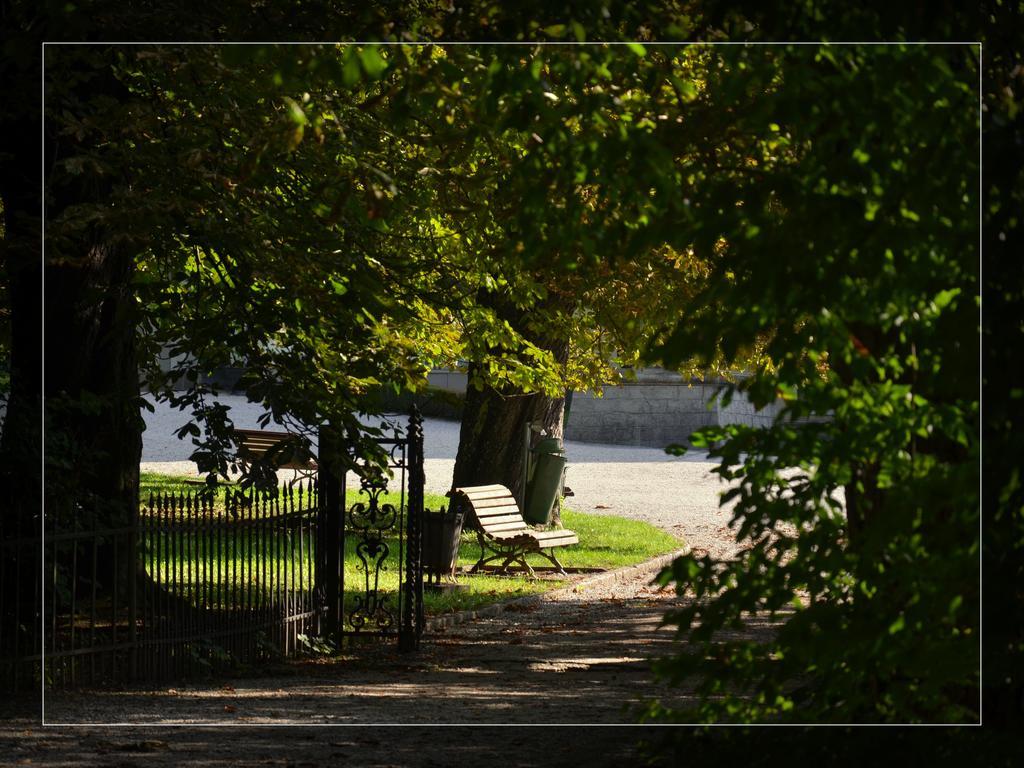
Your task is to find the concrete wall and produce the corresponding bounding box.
[430,367,786,448]
[566,377,714,447]
[564,369,784,447]
[426,369,469,394]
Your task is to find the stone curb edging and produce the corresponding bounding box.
[425,546,690,633]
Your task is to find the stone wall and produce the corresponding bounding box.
[426,369,468,394]
[564,369,784,447]
[428,368,787,448]
[566,378,715,447]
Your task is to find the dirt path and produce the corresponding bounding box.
[39,564,704,726]
[2,563,753,764]
[1,724,677,767]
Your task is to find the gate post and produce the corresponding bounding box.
[317,424,344,645]
[399,406,425,652]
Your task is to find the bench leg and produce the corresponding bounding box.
[470,530,541,577]
[498,552,535,579]
[472,551,510,573]
[470,530,490,573]
[471,548,538,579]
[537,549,569,576]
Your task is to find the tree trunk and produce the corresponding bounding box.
[0,8,44,537]
[45,243,143,527]
[42,47,142,530]
[39,48,142,616]
[0,34,144,667]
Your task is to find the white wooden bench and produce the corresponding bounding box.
[452,484,578,577]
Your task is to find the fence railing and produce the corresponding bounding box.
[1,523,45,691]
[138,482,321,681]
[1,481,321,690]
[3,410,427,691]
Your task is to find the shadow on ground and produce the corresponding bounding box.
[38,592,724,726]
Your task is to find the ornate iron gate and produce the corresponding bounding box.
[318,408,425,651]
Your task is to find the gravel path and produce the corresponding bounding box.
[140,395,741,559]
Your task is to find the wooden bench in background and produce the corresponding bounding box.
[232,429,317,484]
[452,484,578,577]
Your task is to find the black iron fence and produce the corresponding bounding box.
[2,482,320,690]
[137,482,321,681]
[1,521,46,691]
[2,409,427,691]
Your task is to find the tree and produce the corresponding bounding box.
[978,1,1024,728]
[0,0,46,538]
[379,45,735,508]
[638,43,980,722]
[126,44,466,480]
[43,47,148,532]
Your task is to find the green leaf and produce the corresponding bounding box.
[282,96,307,126]
[669,75,698,102]
[342,50,361,87]
[359,47,388,79]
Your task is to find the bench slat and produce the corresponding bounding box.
[533,532,579,546]
[473,506,523,519]
[455,484,508,494]
[458,487,512,494]
[456,493,512,505]
[490,532,535,542]
[469,496,519,509]
[482,522,533,534]
[461,494,515,506]
[473,514,528,528]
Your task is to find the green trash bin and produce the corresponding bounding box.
[524,438,567,525]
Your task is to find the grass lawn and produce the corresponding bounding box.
[139,471,683,622]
